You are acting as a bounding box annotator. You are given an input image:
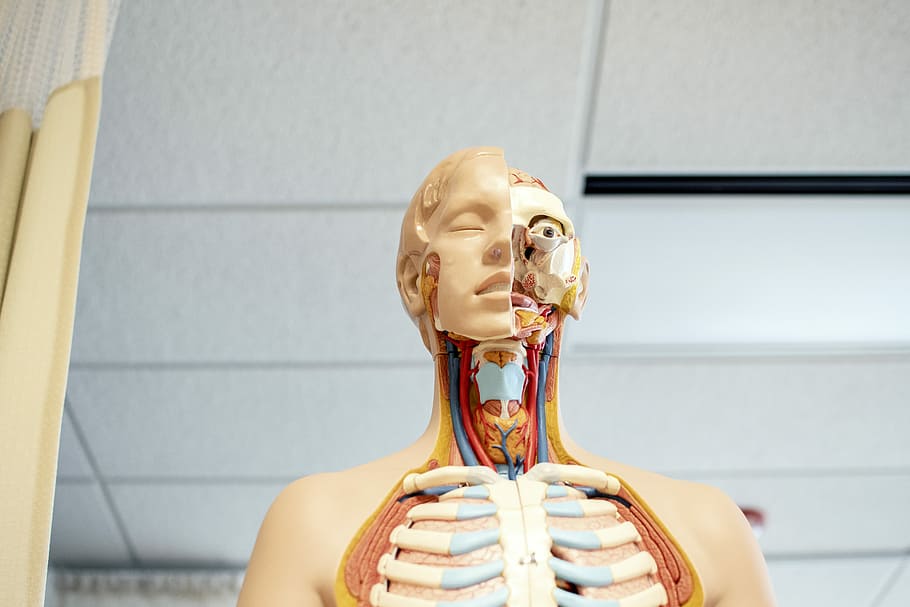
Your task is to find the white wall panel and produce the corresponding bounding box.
[92,0,592,205]
[575,197,910,349]
[694,474,910,556]
[560,356,910,473]
[108,483,284,565]
[66,366,431,478]
[50,482,132,565]
[589,0,910,171]
[72,209,429,363]
[766,557,902,607]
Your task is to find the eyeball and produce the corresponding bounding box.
[528,218,569,252]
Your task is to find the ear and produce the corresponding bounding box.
[396,253,426,319]
[568,258,590,320]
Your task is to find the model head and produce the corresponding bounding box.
[396,147,589,352]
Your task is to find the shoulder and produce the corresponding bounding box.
[580,456,776,606]
[238,454,425,607]
[237,474,340,607]
[650,477,777,607]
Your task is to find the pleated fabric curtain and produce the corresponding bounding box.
[0,2,119,605]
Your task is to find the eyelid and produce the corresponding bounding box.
[447,212,486,232]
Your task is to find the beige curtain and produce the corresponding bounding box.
[0,2,119,605]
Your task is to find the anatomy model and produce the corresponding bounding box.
[238,148,775,607]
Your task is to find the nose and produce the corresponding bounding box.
[484,235,511,266]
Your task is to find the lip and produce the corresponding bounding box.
[475,271,513,296]
[511,292,539,311]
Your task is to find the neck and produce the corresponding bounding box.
[423,322,571,479]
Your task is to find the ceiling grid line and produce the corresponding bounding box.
[63,401,141,566]
[866,556,909,607]
[563,0,609,201]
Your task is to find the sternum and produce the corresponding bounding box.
[490,479,556,607]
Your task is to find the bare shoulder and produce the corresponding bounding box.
[673,479,776,607]
[238,449,429,607]
[237,474,342,607]
[578,456,776,606]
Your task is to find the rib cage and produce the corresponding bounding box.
[370,464,669,607]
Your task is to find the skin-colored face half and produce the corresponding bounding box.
[421,156,587,341]
[424,154,515,340]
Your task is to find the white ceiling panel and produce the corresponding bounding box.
[766,557,902,607]
[66,366,431,478]
[56,409,94,480]
[880,558,910,607]
[71,209,428,363]
[692,474,910,556]
[575,196,910,349]
[108,483,284,565]
[560,356,910,474]
[49,482,132,565]
[91,0,592,205]
[589,0,910,172]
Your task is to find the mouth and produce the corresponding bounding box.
[510,291,539,311]
[476,271,512,296]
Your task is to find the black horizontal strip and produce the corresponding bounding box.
[584,174,910,196]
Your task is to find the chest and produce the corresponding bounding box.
[337,464,701,607]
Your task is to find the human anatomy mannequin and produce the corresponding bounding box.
[237,148,776,607]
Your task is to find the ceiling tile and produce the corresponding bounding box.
[67,366,431,478]
[879,558,910,607]
[92,0,591,205]
[49,482,132,565]
[589,0,910,172]
[108,483,284,565]
[559,356,910,473]
[691,474,910,556]
[71,209,429,363]
[57,409,94,480]
[575,197,910,347]
[766,557,902,607]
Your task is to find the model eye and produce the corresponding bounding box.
[527,218,568,252]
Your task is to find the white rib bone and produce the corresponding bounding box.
[618,582,668,607]
[403,466,502,494]
[378,554,443,587]
[406,502,460,521]
[390,525,451,555]
[550,521,640,549]
[610,552,658,584]
[593,521,640,547]
[525,463,621,495]
[370,584,434,607]
[406,501,498,522]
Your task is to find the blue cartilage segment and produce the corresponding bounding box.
[449,528,501,555]
[549,557,614,588]
[546,485,569,498]
[456,503,498,520]
[543,501,584,517]
[549,527,601,550]
[552,588,619,607]
[462,485,490,499]
[440,559,504,589]
[439,586,510,607]
[423,485,460,495]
